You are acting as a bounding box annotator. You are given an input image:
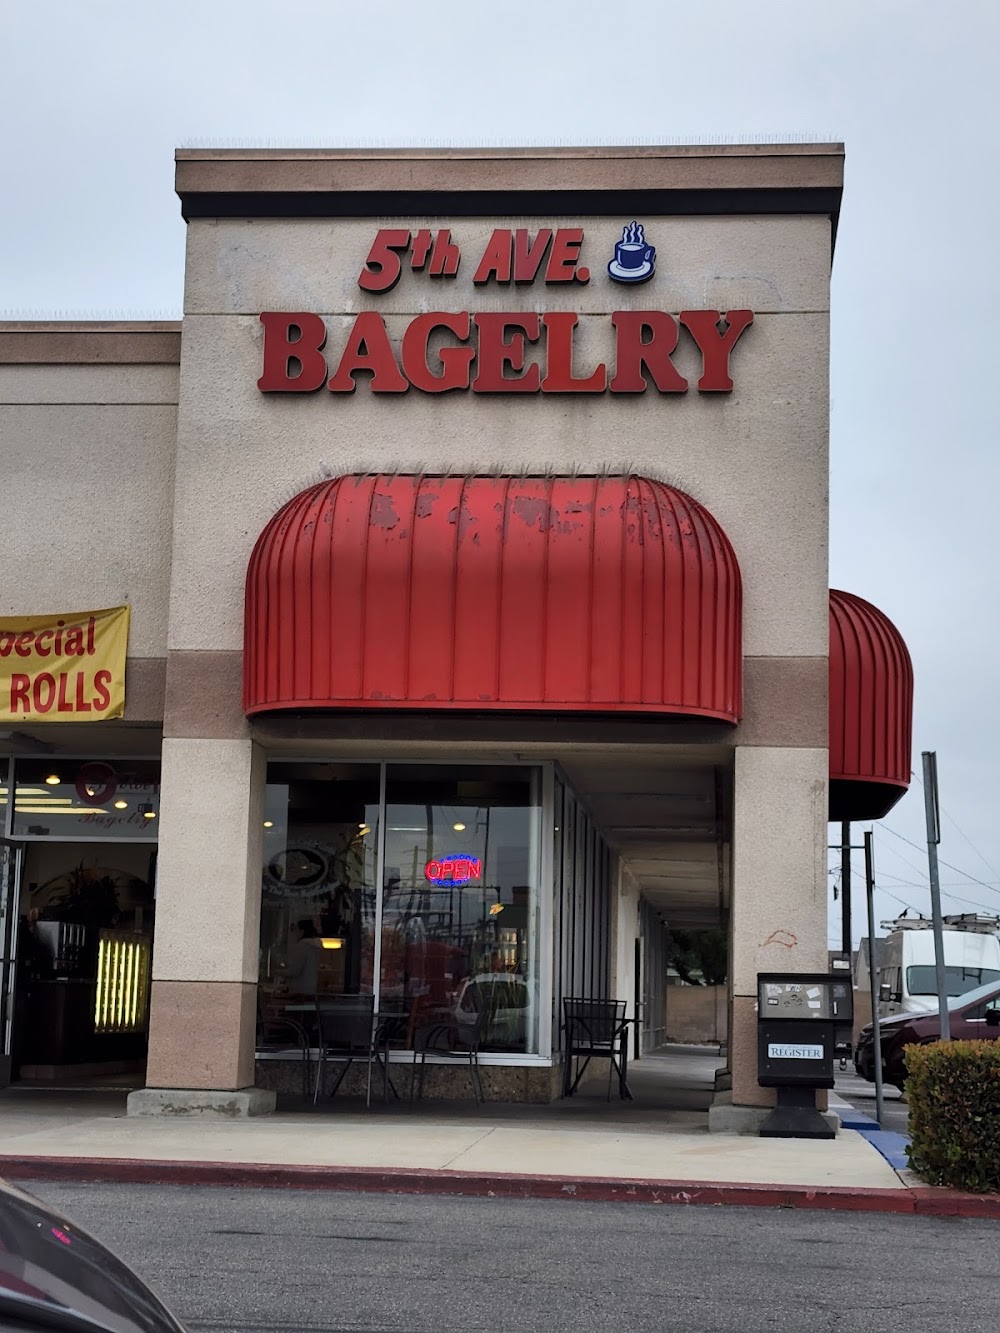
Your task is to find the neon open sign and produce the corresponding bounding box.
[424,855,483,886]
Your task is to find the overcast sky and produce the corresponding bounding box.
[3,0,997,944]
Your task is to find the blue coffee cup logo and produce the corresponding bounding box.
[608,222,656,284]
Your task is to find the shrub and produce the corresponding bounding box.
[906,1040,1000,1193]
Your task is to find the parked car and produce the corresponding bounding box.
[854,977,1000,1090]
[455,973,533,1048]
[0,1176,185,1331]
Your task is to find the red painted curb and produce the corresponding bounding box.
[0,1155,930,1214]
[909,1187,1000,1219]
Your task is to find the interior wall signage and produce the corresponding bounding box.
[257,222,753,397]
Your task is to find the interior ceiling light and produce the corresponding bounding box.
[143,811,157,820]
[263,820,274,828]
[45,774,60,786]
[114,800,128,810]
[453,822,466,831]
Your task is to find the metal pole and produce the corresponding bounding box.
[372,763,387,1007]
[864,831,885,1128]
[922,751,951,1041]
[840,820,852,956]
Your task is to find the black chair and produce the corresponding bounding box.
[256,994,311,1097]
[411,987,488,1106]
[562,998,632,1101]
[373,1008,411,1103]
[312,994,377,1108]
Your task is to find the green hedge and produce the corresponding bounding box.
[906,1040,1000,1193]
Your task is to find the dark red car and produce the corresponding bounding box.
[0,1176,185,1331]
[854,978,1000,1089]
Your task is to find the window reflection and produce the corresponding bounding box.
[257,762,541,1057]
[258,764,380,1001]
[381,765,539,1054]
[10,759,160,839]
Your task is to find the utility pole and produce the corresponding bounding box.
[840,821,852,956]
[922,751,951,1041]
[864,831,885,1127]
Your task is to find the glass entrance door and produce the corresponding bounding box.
[0,839,24,1088]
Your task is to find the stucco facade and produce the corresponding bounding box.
[0,145,848,1124]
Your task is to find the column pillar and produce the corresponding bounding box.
[128,736,272,1116]
[710,746,830,1132]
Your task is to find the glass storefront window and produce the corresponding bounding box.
[381,764,541,1055]
[257,762,542,1057]
[258,764,380,1002]
[9,759,160,839]
[553,777,613,1048]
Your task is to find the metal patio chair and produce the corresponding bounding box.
[312,994,378,1108]
[562,997,632,1101]
[256,993,312,1097]
[410,986,488,1106]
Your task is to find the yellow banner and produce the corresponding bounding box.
[0,607,130,723]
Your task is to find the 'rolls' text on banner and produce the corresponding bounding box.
[0,607,131,722]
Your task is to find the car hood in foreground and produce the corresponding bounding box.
[0,1177,185,1332]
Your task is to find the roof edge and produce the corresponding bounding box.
[176,142,844,162]
[0,322,182,366]
[174,143,844,240]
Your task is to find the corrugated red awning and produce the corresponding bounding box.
[829,588,913,820]
[244,473,743,721]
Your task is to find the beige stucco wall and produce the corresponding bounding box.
[729,745,829,1105]
[169,214,830,663]
[0,364,178,658]
[612,859,641,1008]
[665,984,728,1044]
[151,737,265,984]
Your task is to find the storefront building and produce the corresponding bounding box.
[0,144,913,1127]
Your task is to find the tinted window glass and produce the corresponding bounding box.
[11,759,160,839]
[906,965,1000,997]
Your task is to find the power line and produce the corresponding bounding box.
[876,884,921,914]
[876,823,1000,899]
[873,834,932,884]
[942,808,1000,885]
[839,835,999,917]
[909,770,1000,885]
[872,850,997,914]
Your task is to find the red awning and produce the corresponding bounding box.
[244,474,742,721]
[829,589,913,820]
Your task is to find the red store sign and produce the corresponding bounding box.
[256,226,754,397]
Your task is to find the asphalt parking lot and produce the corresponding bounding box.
[835,1065,910,1135]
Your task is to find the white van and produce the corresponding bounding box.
[878,914,1000,1018]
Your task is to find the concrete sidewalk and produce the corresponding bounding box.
[0,1089,899,1190]
[0,1047,992,1216]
